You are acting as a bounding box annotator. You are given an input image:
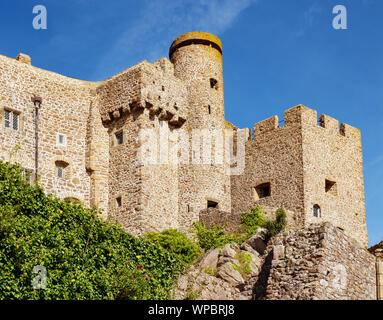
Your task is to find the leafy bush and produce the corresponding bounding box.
[264,208,287,241]
[0,161,184,300]
[191,222,239,251]
[241,206,287,242]
[240,206,267,238]
[144,229,201,264]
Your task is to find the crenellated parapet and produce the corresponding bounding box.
[96,59,187,127]
[249,104,361,141]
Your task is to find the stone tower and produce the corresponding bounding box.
[169,32,231,232]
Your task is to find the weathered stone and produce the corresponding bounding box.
[273,245,285,260]
[199,248,219,271]
[216,263,245,286]
[247,231,268,255]
[221,244,237,258]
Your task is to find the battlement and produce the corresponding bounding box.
[250,104,361,140]
[96,60,187,127]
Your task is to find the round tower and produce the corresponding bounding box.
[169,32,231,233]
[169,31,225,129]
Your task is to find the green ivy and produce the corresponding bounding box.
[144,229,201,264]
[0,161,184,300]
[191,222,239,251]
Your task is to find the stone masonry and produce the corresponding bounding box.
[253,223,376,300]
[0,31,369,247]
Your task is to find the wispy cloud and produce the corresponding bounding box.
[366,154,383,167]
[92,0,257,80]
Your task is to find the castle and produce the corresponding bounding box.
[0,31,368,248]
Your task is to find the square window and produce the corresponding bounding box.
[57,133,67,146]
[4,110,20,131]
[325,179,337,196]
[254,183,271,201]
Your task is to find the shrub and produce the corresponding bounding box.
[144,229,201,264]
[264,208,287,241]
[0,161,184,300]
[240,206,287,242]
[191,222,238,251]
[240,206,267,238]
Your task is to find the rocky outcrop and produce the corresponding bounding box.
[173,233,267,300]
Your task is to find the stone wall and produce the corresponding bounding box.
[256,223,376,300]
[0,33,369,248]
[0,53,96,207]
[199,208,241,233]
[231,104,368,247]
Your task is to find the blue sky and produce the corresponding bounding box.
[0,0,382,245]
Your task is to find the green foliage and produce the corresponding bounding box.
[203,266,217,276]
[0,161,184,300]
[241,206,287,242]
[144,229,201,264]
[191,222,239,251]
[233,252,253,278]
[240,206,267,238]
[264,208,287,241]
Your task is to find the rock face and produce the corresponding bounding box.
[246,228,267,255]
[172,266,242,300]
[216,263,245,286]
[174,222,377,301]
[198,248,220,271]
[174,242,264,300]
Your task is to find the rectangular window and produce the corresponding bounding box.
[115,131,123,145]
[57,167,63,178]
[56,133,67,146]
[4,110,10,128]
[12,112,19,131]
[116,196,122,208]
[4,110,20,131]
[207,200,218,208]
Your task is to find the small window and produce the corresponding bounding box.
[254,183,271,201]
[57,133,67,147]
[325,179,337,196]
[208,105,211,114]
[57,166,63,178]
[115,131,123,145]
[116,196,122,208]
[210,78,218,90]
[313,204,321,218]
[4,110,20,131]
[12,113,19,131]
[4,110,10,128]
[55,161,68,179]
[207,200,218,208]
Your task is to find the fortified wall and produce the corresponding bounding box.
[253,223,376,300]
[231,104,368,247]
[0,31,369,249]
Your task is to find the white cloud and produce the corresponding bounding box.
[92,0,257,80]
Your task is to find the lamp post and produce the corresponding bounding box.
[32,96,42,182]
